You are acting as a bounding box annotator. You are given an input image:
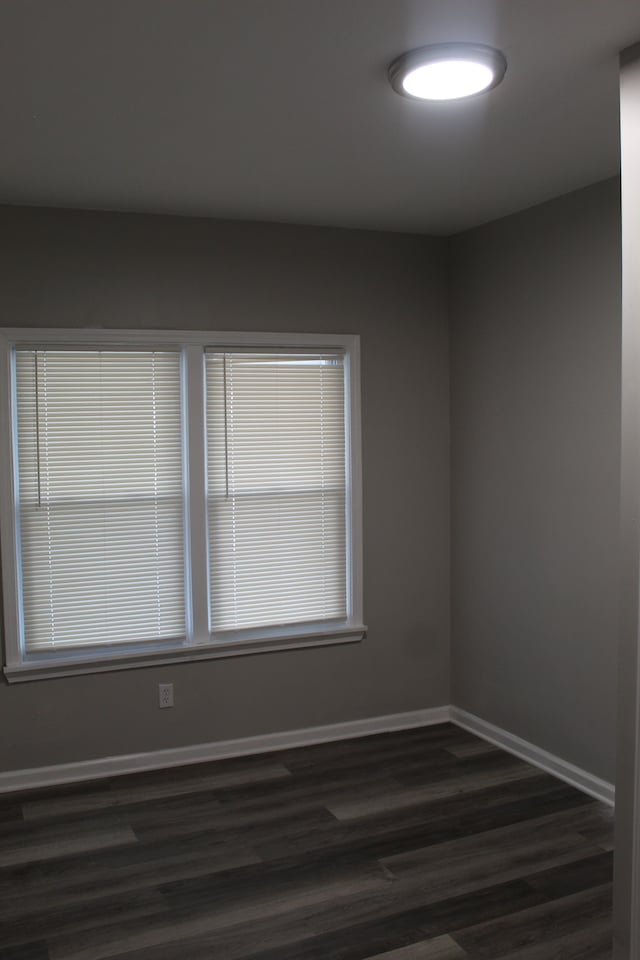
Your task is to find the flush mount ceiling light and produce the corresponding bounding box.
[388,43,507,102]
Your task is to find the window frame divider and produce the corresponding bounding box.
[183,345,210,645]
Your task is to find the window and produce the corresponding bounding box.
[206,351,347,632]
[15,349,185,654]
[0,331,364,681]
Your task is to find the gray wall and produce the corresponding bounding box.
[0,180,624,782]
[0,206,451,771]
[449,178,621,783]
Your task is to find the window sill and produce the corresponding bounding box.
[2,625,367,683]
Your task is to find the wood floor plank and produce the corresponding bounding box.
[237,878,550,960]
[211,745,527,816]
[451,882,612,958]
[90,911,318,960]
[0,836,261,918]
[380,805,609,880]
[1,888,168,951]
[286,746,525,797]
[480,918,612,960]
[383,833,601,901]
[364,935,469,959]
[0,819,137,868]
[327,762,541,820]
[21,762,292,820]
[158,848,392,914]
[46,865,391,960]
[0,945,50,960]
[251,776,585,863]
[278,738,466,780]
[129,786,347,844]
[272,724,469,770]
[522,850,614,899]
[211,766,412,812]
[391,751,538,788]
[0,797,28,824]
[113,750,290,785]
[114,790,224,842]
[262,785,595,869]
[284,840,593,941]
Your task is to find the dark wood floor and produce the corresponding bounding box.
[0,723,613,959]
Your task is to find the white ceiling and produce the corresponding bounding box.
[1,0,639,235]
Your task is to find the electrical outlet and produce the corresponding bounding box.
[158,682,174,708]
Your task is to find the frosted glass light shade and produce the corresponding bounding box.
[389,43,507,102]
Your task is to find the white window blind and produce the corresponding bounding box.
[206,351,347,632]
[14,349,185,653]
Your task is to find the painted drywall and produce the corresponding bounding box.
[614,44,640,960]
[0,206,450,772]
[449,178,621,784]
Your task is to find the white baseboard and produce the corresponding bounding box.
[0,703,615,806]
[450,706,615,807]
[0,705,450,794]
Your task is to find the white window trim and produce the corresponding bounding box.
[0,329,365,682]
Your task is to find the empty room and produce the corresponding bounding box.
[1,2,640,959]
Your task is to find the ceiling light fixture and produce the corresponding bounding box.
[388,43,507,102]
